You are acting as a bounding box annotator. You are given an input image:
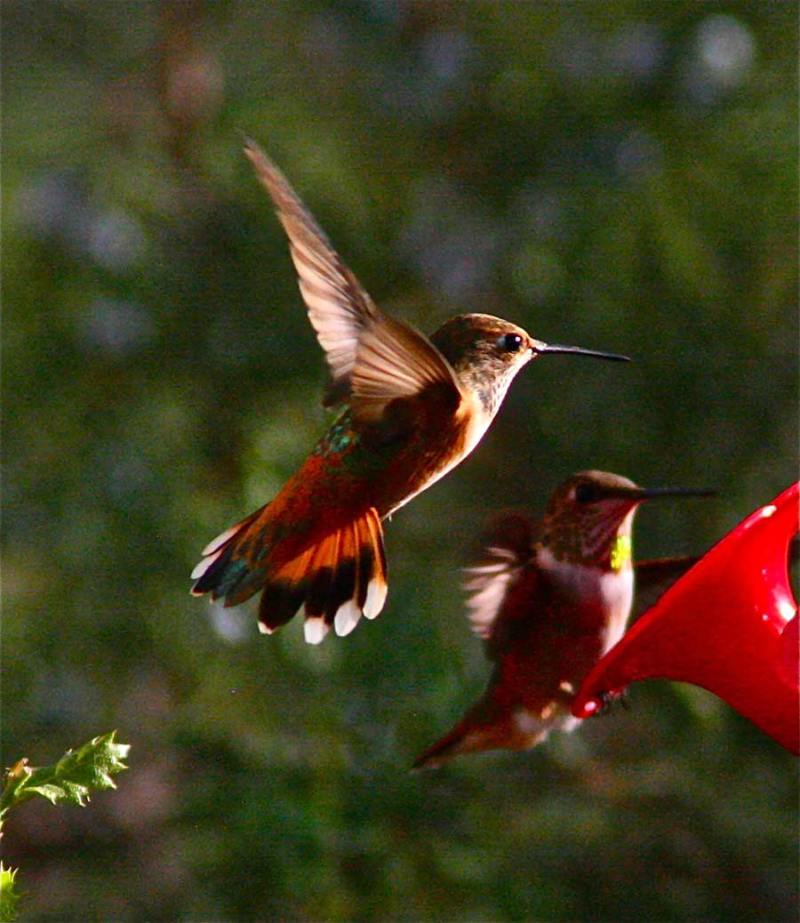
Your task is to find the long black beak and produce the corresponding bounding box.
[533,340,630,362]
[623,486,716,502]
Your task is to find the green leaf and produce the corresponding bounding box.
[0,732,130,817]
[20,784,67,806]
[0,864,21,923]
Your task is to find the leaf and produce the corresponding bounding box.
[0,732,130,817]
[20,784,68,806]
[0,864,21,923]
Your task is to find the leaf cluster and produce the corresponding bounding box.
[0,734,129,922]
[0,732,129,817]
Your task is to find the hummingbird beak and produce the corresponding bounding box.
[618,486,717,502]
[532,340,630,363]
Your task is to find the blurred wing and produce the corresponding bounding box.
[464,512,534,642]
[244,139,462,421]
[632,555,700,620]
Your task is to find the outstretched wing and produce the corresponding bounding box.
[244,139,463,422]
[464,512,535,647]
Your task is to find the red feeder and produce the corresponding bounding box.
[573,483,800,754]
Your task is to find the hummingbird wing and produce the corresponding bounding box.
[464,512,534,644]
[419,518,566,770]
[632,555,700,620]
[244,140,464,423]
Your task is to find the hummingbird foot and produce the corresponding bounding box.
[593,689,629,715]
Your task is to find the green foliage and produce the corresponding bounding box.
[0,866,21,923]
[0,733,129,922]
[0,732,129,817]
[3,2,797,920]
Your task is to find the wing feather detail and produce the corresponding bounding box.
[464,513,534,641]
[351,315,463,422]
[244,139,462,420]
[244,139,377,389]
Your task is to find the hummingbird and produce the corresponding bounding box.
[413,470,713,768]
[191,141,628,645]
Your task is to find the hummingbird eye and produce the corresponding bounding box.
[574,483,598,504]
[497,332,524,353]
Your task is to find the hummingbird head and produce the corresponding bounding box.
[429,314,629,416]
[541,470,714,570]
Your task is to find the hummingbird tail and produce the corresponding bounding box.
[413,700,560,769]
[259,507,387,643]
[190,505,268,601]
[191,505,388,644]
[412,698,514,770]
[412,712,510,770]
[412,720,475,770]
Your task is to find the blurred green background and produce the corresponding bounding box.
[3,1,798,920]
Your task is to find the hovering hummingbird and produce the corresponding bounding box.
[191,141,628,644]
[413,470,713,768]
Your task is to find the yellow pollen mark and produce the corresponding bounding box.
[610,534,632,572]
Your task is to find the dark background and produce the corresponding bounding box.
[3,2,798,920]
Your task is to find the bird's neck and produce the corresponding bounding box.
[537,544,634,642]
[540,514,635,571]
[458,367,513,417]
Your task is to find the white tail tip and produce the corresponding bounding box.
[363,578,387,620]
[334,600,362,637]
[191,548,223,581]
[304,617,330,645]
[202,523,241,557]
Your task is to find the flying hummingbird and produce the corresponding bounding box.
[191,141,628,644]
[413,470,713,768]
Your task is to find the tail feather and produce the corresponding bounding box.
[412,718,477,770]
[363,515,388,617]
[192,506,387,644]
[256,581,306,634]
[413,699,553,769]
[412,710,514,770]
[190,506,266,603]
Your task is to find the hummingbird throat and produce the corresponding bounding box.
[610,534,632,572]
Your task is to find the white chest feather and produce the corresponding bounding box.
[537,546,634,653]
